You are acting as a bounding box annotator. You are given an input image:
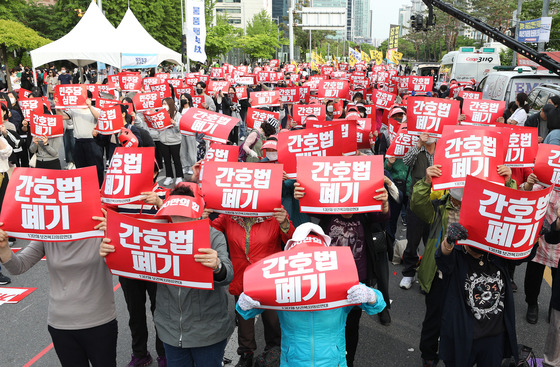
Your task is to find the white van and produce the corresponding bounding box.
[478,69,560,105]
[439,47,501,84]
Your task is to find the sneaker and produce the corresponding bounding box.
[157,356,167,367]
[235,353,253,367]
[175,177,183,185]
[0,272,11,285]
[186,168,194,175]
[399,276,414,290]
[379,308,391,326]
[127,353,153,367]
[163,177,173,186]
[66,162,75,170]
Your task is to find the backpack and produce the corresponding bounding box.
[254,346,281,367]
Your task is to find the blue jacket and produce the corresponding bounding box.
[236,288,385,367]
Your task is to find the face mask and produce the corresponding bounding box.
[196,88,203,95]
[327,105,334,113]
[163,104,169,111]
[266,152,278,161]
[426,137,437,144]
[9,97,15,105]
[61,70,66,74]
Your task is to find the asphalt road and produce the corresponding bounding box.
[0,218,553,367]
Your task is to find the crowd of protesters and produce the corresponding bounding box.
[0,58,558,367]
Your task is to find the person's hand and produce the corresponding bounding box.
[202,208,214,220]
[248,150,258,159]
[294,182,305,200]
[458,114,466,122]
[496,116,505,124]
[347,284,377,304]
[527,173,538,185]
[0,225,9,250]
[32,136,39,144]
[92,208,107,231]
[201,102,208,109]
[419,132,429,146]
[86,98,92,107]
[41,136,48,145]
[446,222,468,246]
[99,238,115,257]
[425,164,442,185]
[194,248,220,270]
[0,124,7,136]
[374,186,389,204]
[497,165,512,182]
[383,176,393,187]
[190,160,202,182]
[282,171,289,181]
[141,191,163,208]
[238,292,261,311]
[273,207,290,230]
[92,129,98,137]
[22,119,28,128]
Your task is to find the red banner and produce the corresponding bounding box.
[54,85,88,109]
[462,99,506,125]
[149,83,172,100]
[191,95,204,108]
[533,144,560,189]
[459,175,553,259]
[251,91,280,107]
[246,108,279,130]
[339,63,349,72]
[18,98,43,120]
[308,120,357,156]
[297,155,384,213]
[235,86,248,101]
[155,72,170,81]
[407,97,461,137]
[458,91,482,100]
[372,89,397,110]
[105,211,214,289]
[18,88,32,100]
[142,77,161,90]
[432,129,506,190]
[234,76,255,85]
[29,113,64,138]
[207,80,231,96]
[0,287,37,305]
[85,84,99,101]
[204,143,239,163]
[118,72,142,92]
[243,245,358,310]
[133,92,162,112]
[269,59,280,68]
[168,78,184,89]
[144,109,173,130]
[386,124,420,158]
[175,86,194,100]
[293,104,326,123]
[96,106,125,135]
[108,75,120,90]
[409,76,433,93]
[278,87,300,104]
[0,167,103,241]
[101,147,155,204]
[278,125,346,178]
[179,108,239,144]
[97,98,119,109]
[504,125,538,168]
[317,80,350,100]
[201,161,283,216]
[211,67,225,79]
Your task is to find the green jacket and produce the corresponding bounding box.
[411,177,517,293]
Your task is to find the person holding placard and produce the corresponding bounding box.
[29,134,62,169]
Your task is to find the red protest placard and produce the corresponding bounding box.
[251,91,280,107]
[321,65,334,75]
[459,91,482,100]
[108,75,120,90]
[142,77,161,90]
[269,59,280,68]
[246,108,279,130]
[298,86,310,104]
[18,98,43,120]
[432,129,506,190]
[243,245,358,311]
[54,85,87,109]
[278,87,300,104]
[144,109,173,130]
[155,72,170,81]
[409,76,433,93]
[235,86,248,100]
[297,155,385,213]
[387,118,402,143]
[0,287,37,304]
[504,125,538,168]
[317,80,350,100]
[97,98,119,109]
[459,175,553,259]
[101,147,155,205]
[339,63,349,72]
[96,106,125,135]
[29,113,64,138]
[179,108,239,144]
[18,88,32,100]
[133,92,162,112]
[204,143,239,163]
[278,125,346,178]
[84,84,99,101]
[207,80,231,96]
[533,143,560,189]
[118,72,142,91]
[372,89,397,110]
[175,86,194,99]
[308,120,358,156]
[462,99,506,125]
[191,96,206,108]
[149,83,172,100]
[201,161,283,216]
[293,104,326,123]
[105,211,214,289]
[407,97,461,137]
[235,75,255,85]
[386,124,420,158]
[0,166,103,241]
[211,67,225,79]
[168,78,184,89]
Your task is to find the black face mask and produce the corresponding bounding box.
[196,88,203,95]
[468,246,486,255]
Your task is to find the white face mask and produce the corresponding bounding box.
[163,104,169,111]
[9,97,15,105]
[266,152,278,161]
[326,105,334,113]
[61,69,66,74]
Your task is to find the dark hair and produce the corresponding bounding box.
[353,92,363,101]
[87,90,93,99]
[170,185,195,197]
[196,81,206,89]
[261,121,276,137]
[31,86,43,98]
[550,95,560,107]
[439,85,448,92]
[179,97,192,113]
[454,96,464,112]
[1,103,8,121]
[517,92,529,113]
[119,104,133,124]
[508,101,517,112]
[163,97,176,119]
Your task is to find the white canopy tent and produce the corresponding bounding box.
[29,1,121,69]
[116,8,182,69]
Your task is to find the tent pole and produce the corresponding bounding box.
[33,67,38,87]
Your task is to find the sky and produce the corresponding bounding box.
[371,0,411,42]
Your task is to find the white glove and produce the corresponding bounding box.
[347,284,377,304]
[248,150,258,158]
[238,292,261,311]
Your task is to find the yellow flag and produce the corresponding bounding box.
[332,55,339,69]
[349,53,357,67]
[370,50,375,61]
[390,51,403,65]
[361,51,371,62]
[374,50,383,65]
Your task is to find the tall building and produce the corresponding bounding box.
[310,0,372,42]
[214,0,273,30]
[272,0,289,25]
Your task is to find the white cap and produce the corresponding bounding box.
[284,222,331,251]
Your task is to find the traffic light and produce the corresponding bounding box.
[410,15,417,30]
[417,14,424,30]
[181,34,187,55]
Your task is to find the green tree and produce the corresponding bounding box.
[205,14,242,62]
[0,19,51,89]
[520,0,560,50]
[241,10,286,61]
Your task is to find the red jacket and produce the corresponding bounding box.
[211,215,295,296]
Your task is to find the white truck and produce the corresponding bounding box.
[439,47,501,84]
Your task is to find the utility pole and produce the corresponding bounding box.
[539,0,550,52]
[512,0,522,66]
[289,0,295,62]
